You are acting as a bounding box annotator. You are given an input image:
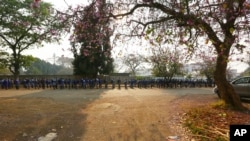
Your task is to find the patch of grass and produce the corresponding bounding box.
[211,100,227,109]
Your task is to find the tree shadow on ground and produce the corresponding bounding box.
[0,89,106,141]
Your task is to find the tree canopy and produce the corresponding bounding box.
[0,49,9,69]
[110,0,250,110]
[122,53,144,76]
[149,46,183,80]
[0,0,70,78]
[23,57,73,75]
[70,0,114,78]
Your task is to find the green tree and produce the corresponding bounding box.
[0,49,11,74]
[24,57,73,75]
[198,52,238,81]
[71,0,114,78]
[198,53,217,82]
[0,49,9,69]
[150,46,183,80]
[112,0,250,110]
[0,0,70,79]
[17,55,36,72]
[122,54,143,76]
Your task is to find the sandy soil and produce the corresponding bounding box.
[0,88,216,141]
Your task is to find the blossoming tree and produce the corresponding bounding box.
[70,0,114,77]
[149,46,183,80]
[110,0,250,110]
[0,0,71,79]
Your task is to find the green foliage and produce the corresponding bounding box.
[0,50,9,69]
[152,61,183,79]
[211,100,227,109]
[185,73,192,79]
[71,1,114,78]
[0,50,11,74]
[199,58,216,81]
[146,27,154,35]
[0,0,69,78]
[24,58,73,75]
[0,68,11,75]
[150,47,183,80]
[72,51,114,77]
[19,55,37,68]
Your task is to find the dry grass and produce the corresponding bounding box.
[184,100,250,141]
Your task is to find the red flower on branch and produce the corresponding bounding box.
[31,0,41,9]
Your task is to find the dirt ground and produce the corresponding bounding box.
[0,88,218,141]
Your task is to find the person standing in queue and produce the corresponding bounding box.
[117,78,121,89]
[124,79,128,89]
[111,79,115,89]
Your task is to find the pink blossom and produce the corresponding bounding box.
[69,35,74,41]
[187,19,193,25]
[50,29,57,35]
[31,0,41,9]
[83,49,89,56]
[95,12,101,18]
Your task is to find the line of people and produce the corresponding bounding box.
[0,77,215,90]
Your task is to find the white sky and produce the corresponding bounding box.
[23,0,249,73]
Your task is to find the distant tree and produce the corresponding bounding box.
[17,55,37,72]
[0,68,11,75]
[24,58,73,75]
[0,50,9,69]
[24,58,46,75]
[0,49,11,74]
[71,0,114,78]
[198,52,217,82]
[0,0,70,79]
[122,54,144,76]
[198,51,239,81]
[149,46,183,80]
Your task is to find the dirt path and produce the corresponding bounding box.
[0,88,215,141]
[81,89,178,141]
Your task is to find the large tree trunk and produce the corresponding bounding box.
[9,50,20,80]
[214,52,246,111]
[13,62,20,80]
